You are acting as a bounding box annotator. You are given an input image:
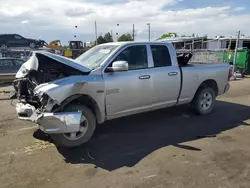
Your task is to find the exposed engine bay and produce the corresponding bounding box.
[13,52,90,110]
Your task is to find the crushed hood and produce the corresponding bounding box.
[16,51,91,78]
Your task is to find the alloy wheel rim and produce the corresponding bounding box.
[1,44,7,49]
[30,43,35,48]
[200,92,212,110]
[63,114,88,140]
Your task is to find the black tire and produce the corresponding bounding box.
[191,87,216,115]
[51,104,96,148]
[0,44,7,49]
[29,42,36,49]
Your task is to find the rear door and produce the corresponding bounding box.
[148,44,181,107]
[8,35,27,47]
[6,35,15,47]
[4,35,13,47]
[14,35,28,47]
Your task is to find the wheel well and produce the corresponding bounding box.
[198,80,219,96]
[64,95,102,124]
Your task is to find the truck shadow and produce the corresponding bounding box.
[41,101,250,171]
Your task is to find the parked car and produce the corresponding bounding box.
[0,34,45,49]
[0,58,25,82]
[13,42,231,147]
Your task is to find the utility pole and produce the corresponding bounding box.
[233,30,240,76]
[116,33,119,41]
[228,37,232,50]
[95,21,98,45]
[132,24,135,41]
[116,24,120,42]
[201,37,204,49]
[74,25,77,38]
[147,23,151,41]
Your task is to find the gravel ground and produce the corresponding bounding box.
[0,79,250,188]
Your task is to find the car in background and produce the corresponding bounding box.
[0,34,45,49]
[0,58,25,83]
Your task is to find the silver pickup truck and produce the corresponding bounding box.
[13,42,231,147]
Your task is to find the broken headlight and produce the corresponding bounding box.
[39,94,57,112]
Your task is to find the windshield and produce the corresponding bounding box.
[75,45,119,70]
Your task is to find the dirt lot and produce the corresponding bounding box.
[0,79,250,188]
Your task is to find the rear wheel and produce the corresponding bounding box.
[51,104,96,148]
[0,44,7,49]
[191,87,216,115]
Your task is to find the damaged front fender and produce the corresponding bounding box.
[34,76,87,104]
[33,74,106,124]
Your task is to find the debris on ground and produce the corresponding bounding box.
[24,140,55,155]
[87,150,95,160]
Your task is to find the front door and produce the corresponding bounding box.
[104,45,153,119]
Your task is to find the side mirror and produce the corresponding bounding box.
[106,61,128,72]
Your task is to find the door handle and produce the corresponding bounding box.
[168,72,178,76]
[139,75,151,79]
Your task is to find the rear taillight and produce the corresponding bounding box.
[228,66,233,81]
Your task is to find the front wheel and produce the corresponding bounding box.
[29,42,36,49]
[51,104,96,148]
[191,87,216,115]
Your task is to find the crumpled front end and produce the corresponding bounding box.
[13,51,91,134]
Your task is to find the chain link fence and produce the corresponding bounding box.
[176,49,232,64]
[0,48,86,61]
[0,48,55,61]
[177,48,250,76]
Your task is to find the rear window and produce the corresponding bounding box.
[0,35,13,40]
[150,45,172,67]
[0,35,9,40]
[13,59,25,66]
[0,59,14,72]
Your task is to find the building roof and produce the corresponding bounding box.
[208,36,250,41]
[157,36,207,43]
[99,41,172,46]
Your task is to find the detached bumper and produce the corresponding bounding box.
[16,103,82,134]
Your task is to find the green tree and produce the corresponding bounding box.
[118,33,133,41]
[157,32,178,40]
[97,36,106,44]
[104,32,114,42]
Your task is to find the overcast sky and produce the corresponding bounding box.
[0,0,249,44]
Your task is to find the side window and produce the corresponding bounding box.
[79,42,83,48]
[13,59,25,66]
[0,59,14,72]
[5,35,13,40]
[113,45,148,70]
[70,42,77,49]
[150,45,172,67]
[14,35,22,40]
